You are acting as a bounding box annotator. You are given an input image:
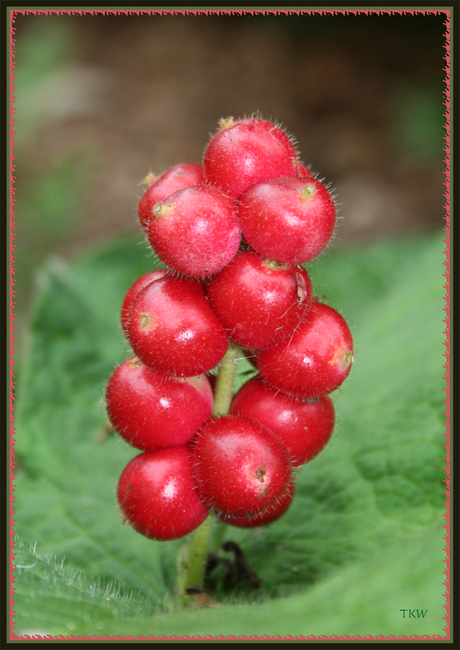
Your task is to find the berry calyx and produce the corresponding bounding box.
[117,446,209,541]
[203,117,298,200]
[147,184,241,277]
[238,176,336,264]
[191,415,293,517]
[127,275,228,377]
[106,357,213,450]
[230,375,335,466]
[206,251,312,349]
[138,163,204,231]
[257,302,353,399]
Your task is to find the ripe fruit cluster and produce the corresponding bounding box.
[106,116,353,543]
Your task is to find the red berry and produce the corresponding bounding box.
[218,476,295,528]
[298,162,316,180]
[206,251,312,349]
[106,357,213,450]
[230,375,335,466]
[238,177,336,265]
[203,117,298,200]
[121,270,168,336]
[147,184,241,277]
[138,163,204,231]
[127,275,228,377]
[257,302,353,399]
[117,446,209,541]
[191,415,293,517]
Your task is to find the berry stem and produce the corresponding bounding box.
[210,519,228,551]
[212,341,242,417]
[178,341,241,602]
[178,513,214,603]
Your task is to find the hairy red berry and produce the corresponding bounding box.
[191,415,293,517]
[218,476,295,528]
[206,251,312,349]
[127,275,228,377]
[230,375,335,466]
[257,302,353,399]
[147,184,241,277]
[121,270,168,336]
[203,117,298,199]
[110,116,353,564]
[117,446,209,541]
[106,357,213,450]
[238,177,336,264]
[138,163,204,231]
[298,162,316,180]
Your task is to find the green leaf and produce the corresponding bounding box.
[12,231,448,637]
[12,537,157,637]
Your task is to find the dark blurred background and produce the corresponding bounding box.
[12,10,447,342]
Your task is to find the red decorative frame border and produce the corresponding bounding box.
[8,6,452,644]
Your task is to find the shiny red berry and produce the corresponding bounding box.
[257,302,353,399]
[138,163,204,231]
[117,446,209,541]
[206,251,312,349]
[203,117,298,200]
[106,357,213,450]
[230,375,335,466]
[238,176,336,264]
[191,415,293,517]
[147,184,241,277]
[127,275,228,377]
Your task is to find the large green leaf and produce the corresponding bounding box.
[12,231,448,638]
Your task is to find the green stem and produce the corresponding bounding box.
[178,514,214,603]
[212,341,242,417]
[178,341,241,602]
[210,518,228,552]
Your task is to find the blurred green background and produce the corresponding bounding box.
[11,9,449,640]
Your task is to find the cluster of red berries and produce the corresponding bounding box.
[106,116,353,543]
